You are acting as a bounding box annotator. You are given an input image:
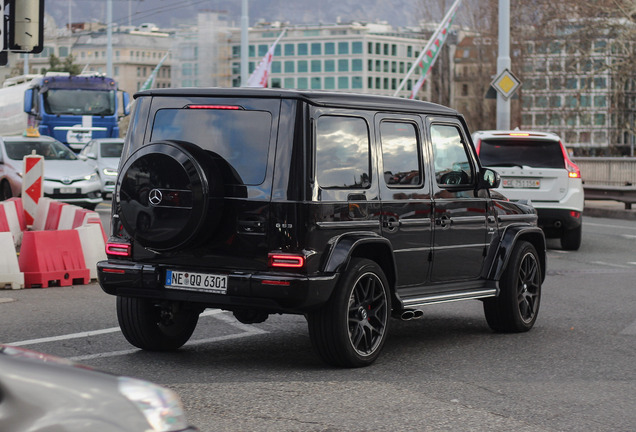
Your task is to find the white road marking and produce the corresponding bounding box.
[620,319,636,336]
[3,309,265,358]
[585,222,636,232]
[590,261,631,269]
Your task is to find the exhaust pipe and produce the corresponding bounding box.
[397,309,424,321]
[554,220,562,229]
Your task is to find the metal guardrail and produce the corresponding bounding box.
[583,185,636,210]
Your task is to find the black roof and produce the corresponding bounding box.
[134,87,458,116]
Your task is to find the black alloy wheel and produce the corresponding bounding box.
[308,258,391,367]
[0,181,12,201]
[484,240,542,332]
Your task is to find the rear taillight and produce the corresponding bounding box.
[559,141,581,179]
[106,242,132,257]
[268,253,305,268]
[475,138,482,154]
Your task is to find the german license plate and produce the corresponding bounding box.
[502,178,541,189]
[165,270,228,294]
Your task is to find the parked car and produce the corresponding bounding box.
[0,135,103,208]
[79,138,124,199]
[0,345,197,432]
[473,130,584,250]
[98,88,546,368]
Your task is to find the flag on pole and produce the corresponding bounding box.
[393,0,462,99]
[140,52,169,92]
[245,29,286,87]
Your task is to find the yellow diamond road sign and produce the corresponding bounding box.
[491,68,522,100]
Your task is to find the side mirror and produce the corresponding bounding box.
[481,168,500,189]
[24,88,34,113]
[86,152,97,160]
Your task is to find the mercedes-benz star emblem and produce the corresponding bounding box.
[148,188,163,206]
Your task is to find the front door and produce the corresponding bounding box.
[427,121,489,283]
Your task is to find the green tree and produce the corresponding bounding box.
[48,54,82,75]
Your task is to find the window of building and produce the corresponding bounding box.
[352,59,362,72]
[59,46,69,57]
[338,42,349,54]
[311,77,321,89]
[383,78,389,89]
[536,96,548,107]
[298,43,308,55]
[368,77,373,89]
[297,77,308,89]
[325,42,335,55]
[594,95,607,107]
[594,77,607,89]
[311,43,322,55]
[338,59,349,72]
[325,77,335,90]
[549,96,561,107]
[368,59,374,71]
[535,114,547,125]
[407,46,413,57]
[258,45,268,56]
[272,61,281,73]
[352,41,363,54]
[248,45,255,57]
[352,76,363,89]
[566,115,577,126]
[284,77,295,88]
[298,60,308,73]
[566,95,578,108]
[311,60,321,73]
[284,44,295,56]
[284,61,295,73]
[316,115,370,189]
[274,45,281,56]
[391,44,397,56]
[549,114,561,126]
[580,113,591,125]
[461,84,469,97]
[580,95,591,107]
[566,78,577,89]
[338,76,349,89]
[383,44,389,55]
[271,78,281,88]
[376,77,381,89]
[368,42,373,54]
[594,113,606,125]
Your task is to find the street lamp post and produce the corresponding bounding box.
[496,0,510,130]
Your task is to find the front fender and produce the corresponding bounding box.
[486,224,546,282]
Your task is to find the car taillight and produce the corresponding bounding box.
[559,141,581,179]
[268,253,305,268]
[106,242,132,257]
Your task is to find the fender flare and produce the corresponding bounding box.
[486,224,546,282]
[322,231,397,288]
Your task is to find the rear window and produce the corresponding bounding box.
[478,139,564,169]
[151,108,272,185]
[4,139,77,161]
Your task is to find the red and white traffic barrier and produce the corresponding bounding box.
[0,232,24,289]
[21,153,44,227]
[0,200,24,247]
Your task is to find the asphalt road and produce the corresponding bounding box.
[2,211,635,431]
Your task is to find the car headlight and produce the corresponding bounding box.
[118,377,189,432]
[84,172,99,182]
[103,168,118,176]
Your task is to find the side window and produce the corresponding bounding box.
[316,115,371,189]
[430,124,474,186]
[380,121,421,187]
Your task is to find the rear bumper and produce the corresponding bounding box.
[536,207,582,236]
[97,260,338,313]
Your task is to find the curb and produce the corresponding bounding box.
[584,205,636,221]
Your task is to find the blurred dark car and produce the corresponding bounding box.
[0,345,197,432]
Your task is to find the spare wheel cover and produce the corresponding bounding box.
[117,140,222,250]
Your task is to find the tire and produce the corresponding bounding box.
[117,296,200,351]
[0,181,12,201]
[307,258,391,368]
[561,225,582,251]
[484,241,541,333]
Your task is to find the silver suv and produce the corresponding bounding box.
[473,130,584,250]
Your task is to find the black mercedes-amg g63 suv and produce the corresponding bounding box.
[98,88,546,367]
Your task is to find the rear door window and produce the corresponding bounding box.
[151,108,272,185]
[478,139,564,169]
[316,115,371,189]
[380,121,422,187]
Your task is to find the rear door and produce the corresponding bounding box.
[478,138,568,203]
[376,114,432,289]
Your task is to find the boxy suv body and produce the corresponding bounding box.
[473,130,584,250]
[98,89,546,367]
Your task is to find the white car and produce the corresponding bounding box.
[79,138,124,199]
[0,135,103,209]
[473,130,584,250]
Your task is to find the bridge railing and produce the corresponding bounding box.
[572,157,636,210]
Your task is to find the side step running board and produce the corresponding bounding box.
[401,289,497,308]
